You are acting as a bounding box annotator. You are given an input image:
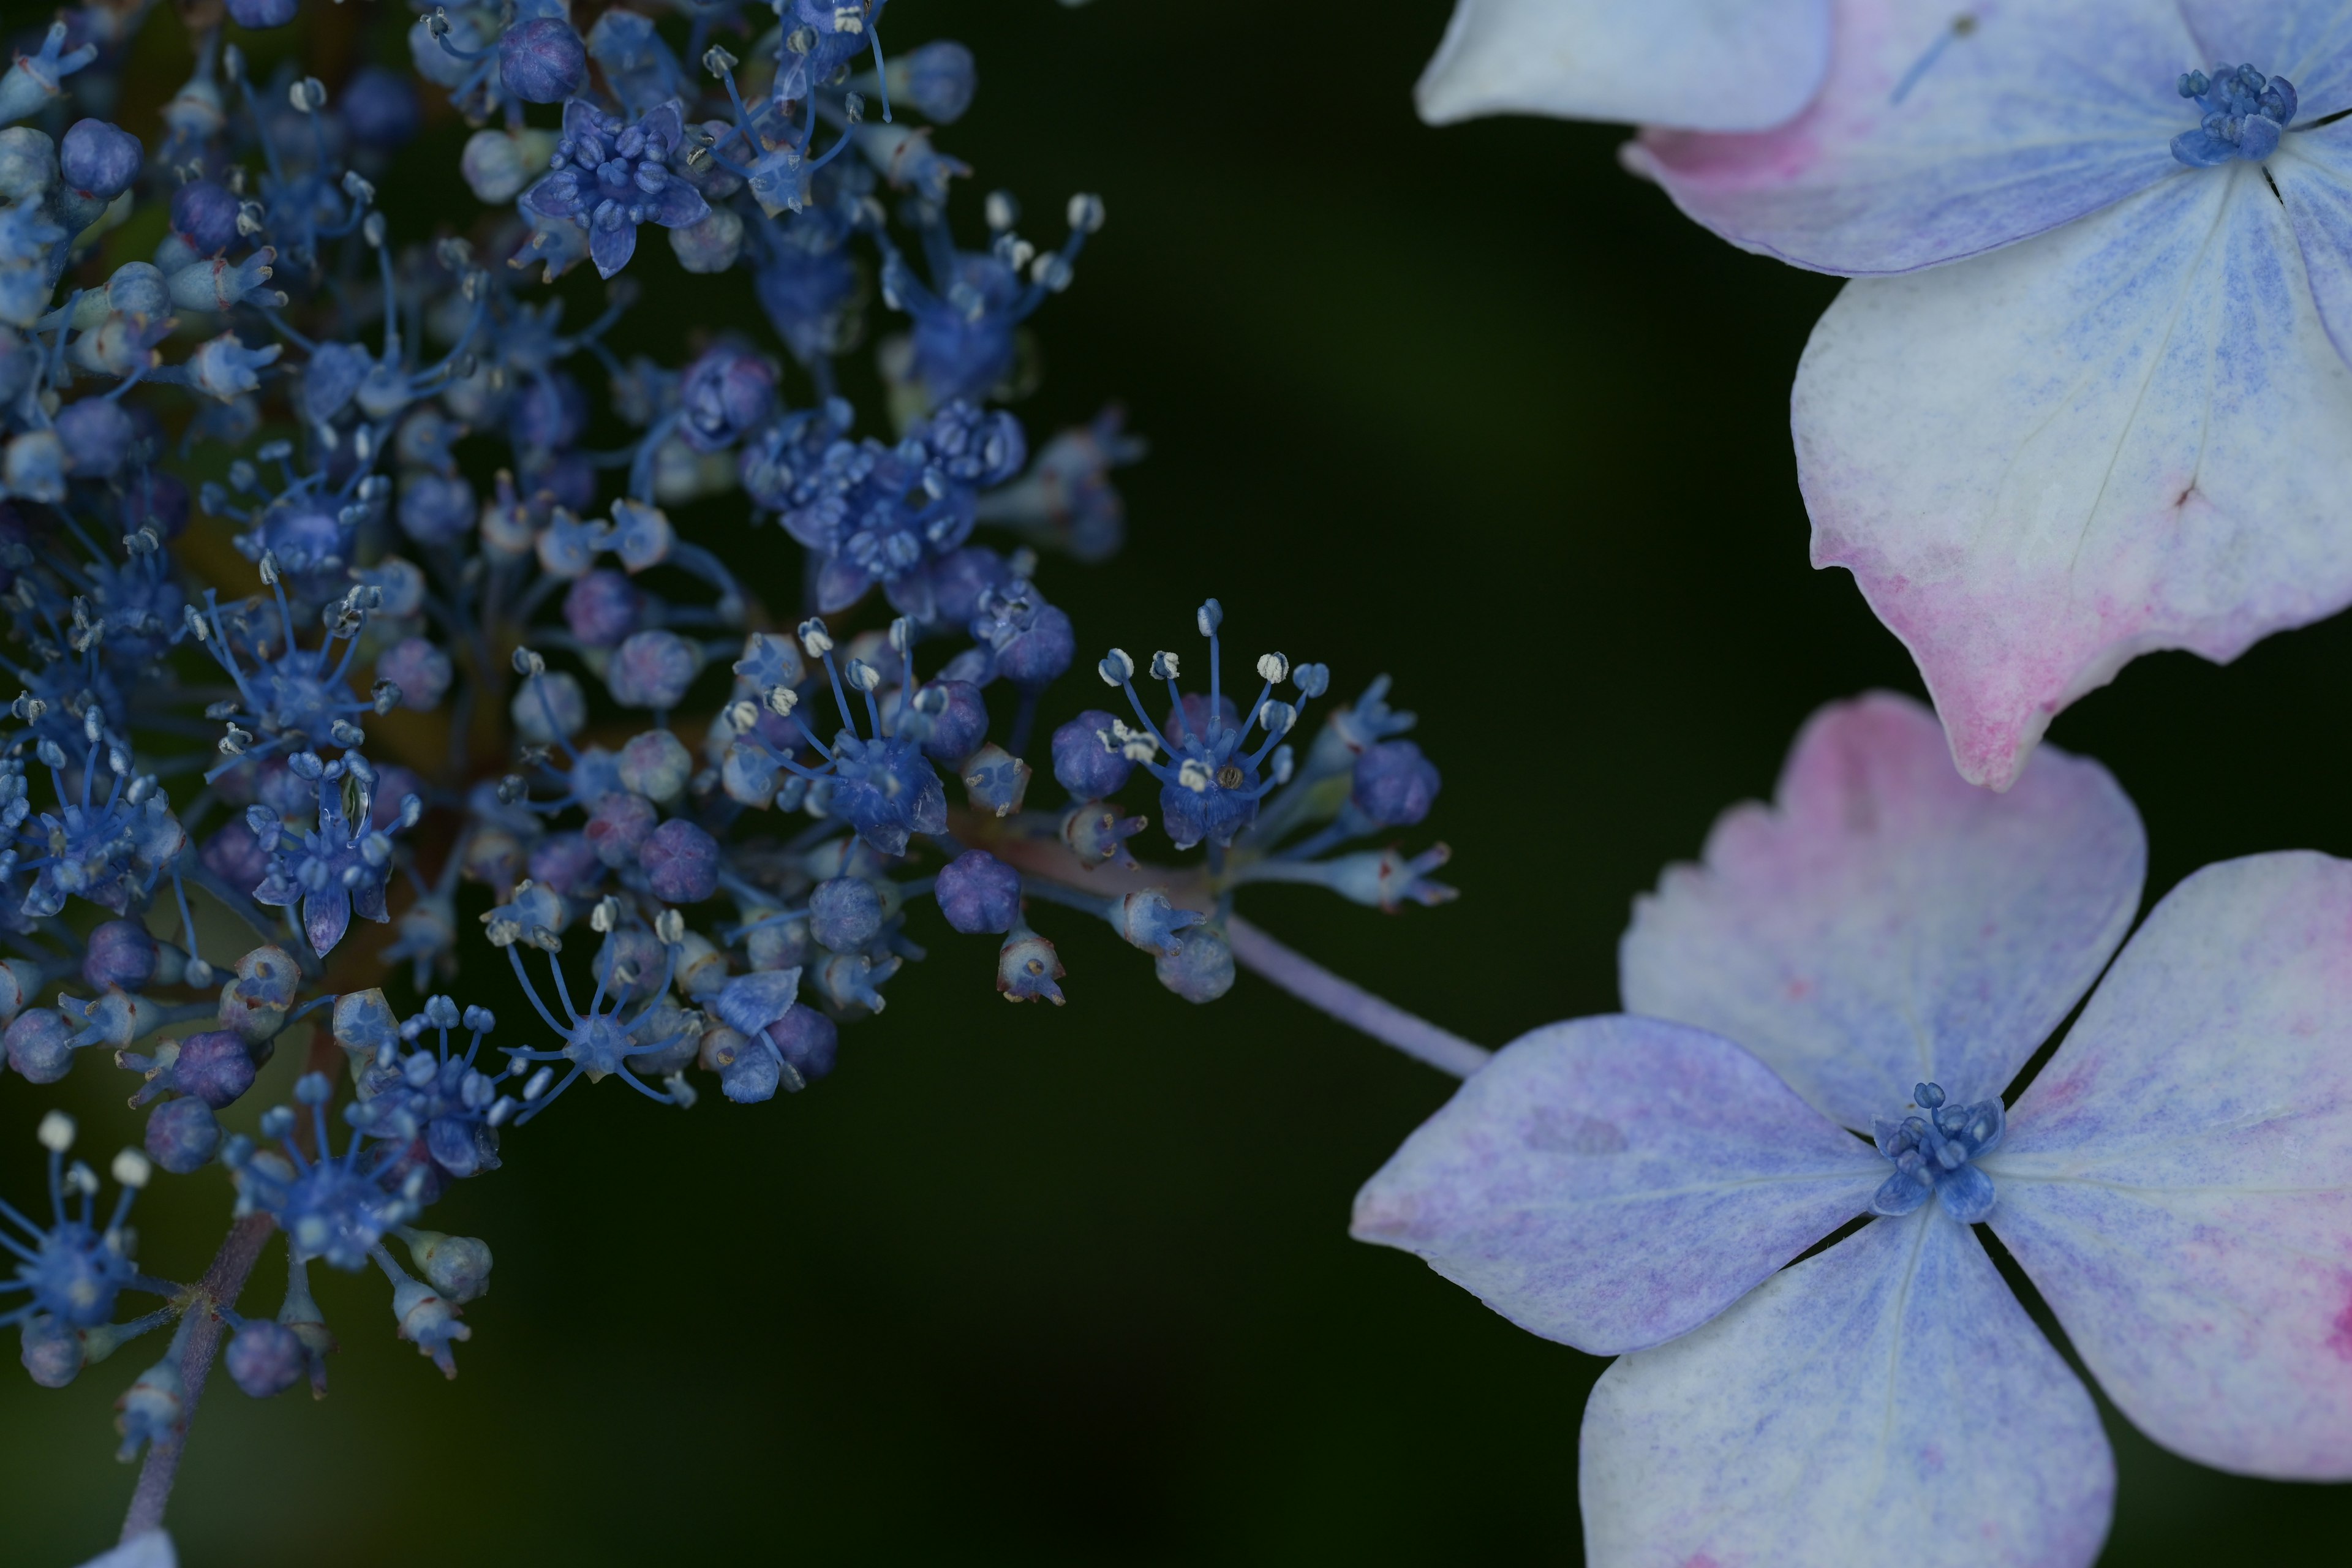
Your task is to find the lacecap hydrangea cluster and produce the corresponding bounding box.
[0,0,1454,1519]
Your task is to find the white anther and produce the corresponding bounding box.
[763,685,799,718]
[66,1163,99,1197]
[1257,701,1296,737]
[1102,720,1158,763]
[797,618,834,657]
[1098,648,1134,685]
[1150,650,1180,680]
[37,1110,75,1152]
[257,551,281,586]
[654,908,685,944]
[523,1067,554,1102]
[831,4,864,32]
[1196,599,1223,637]
[889,617,913,655]
[1066,192,1106,233]
[1177,758,1213,793]
[984,190,1019,232]
[111,1148,153,1189]
[845,659,881,693]
[1269,744,1295,786]
[1256,652,1288,684]
[590,895,620,933]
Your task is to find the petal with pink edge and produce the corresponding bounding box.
[1581,1209,2114,1568]
[1351,1015,1883,1355]
[2180,1,2352,118]
[1626,0,2193,274]
[1795,167,2352,790]
[1985,851,2352,1480]
[1619,693,2143,1130]
[1414,0,1832,132]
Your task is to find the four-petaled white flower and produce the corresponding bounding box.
[1355,694,2352,1566]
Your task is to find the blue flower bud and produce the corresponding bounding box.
[586,791,657,867]
[168,180,239,256]
[396,472,475,546]
[1060,801,1146,870]
[224,0,299,28]
[114,1352,186,1462]
[406,1230,494,1303]
[891,40,976,124]
[54,397,137,477]
[3,431,64,502]
[617,729,693,803]
[4,1007,76,1083]
[669,208,744,273]
[1351,741,1441,828]
[639,818,720,903]
[82,919,159,991]
[562,569,646,647]
[225,1319,304,1398]
[935,849,1020,934]
[375,637,453,712]
[608,628,701,710]
[500,17,589,104]
[1051,709,1135,798]
[172,1030,258,1109]
[678,342,778,453]
[1116,889,1204,958]
[20,1314,84,1388]
[59,118,141,201]
[997,924,1065,1004]
[717,1033,782,1102]
[511,671,586,743]
[903,679,988,766]
[764,1006,838,1082]
[340,66,420,149]
[1155,922,1234,1003]
[810,875,886,952]
[960,743,1031,816]
[144,1096,221,1173]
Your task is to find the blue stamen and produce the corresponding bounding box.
[2171,62,2298,167]
[1869,1081,2005,1223]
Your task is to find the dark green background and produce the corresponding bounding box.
[5,1,2350,1561]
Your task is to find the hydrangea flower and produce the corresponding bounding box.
[1354,695,2352,1562]
[1413,0,1833,130]
[521,99,710,279]
[1621,6,2352,786]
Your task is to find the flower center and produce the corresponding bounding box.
[2171,63,2298,167]
[1869,1082,2005,1223]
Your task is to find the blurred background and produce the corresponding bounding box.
[6,1,2351,1562]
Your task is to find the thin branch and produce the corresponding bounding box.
[1226,914,1490,1079]
[118,1213,274,1543]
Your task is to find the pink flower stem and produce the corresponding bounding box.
[1226,914,1491,1079]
